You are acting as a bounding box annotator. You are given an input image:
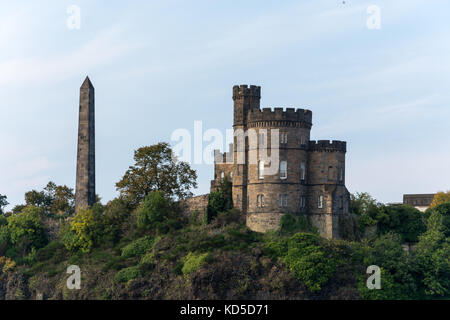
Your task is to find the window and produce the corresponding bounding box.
[230,171,233,179]
[318,195,324,209]
[258,132,265,147]
[258,160,264,179]
[257,194,265,208]
[280,161,287,179]
[280,133,287,144]
[300,135,307,146]
[220,172,225,180]
[300,196,306,208]
[236,194,240,206]
[300,162,306,181]
[339,167,344,182]
[278,194,287,207]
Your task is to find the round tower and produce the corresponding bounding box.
[244,106,313,232]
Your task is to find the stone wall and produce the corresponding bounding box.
[181,194,210,223]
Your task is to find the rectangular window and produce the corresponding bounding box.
[339,167,344,182]
[258,132,265,147]
[280,133,287,144]
[300,196,306,208]
[258,161,264,179]
[300,162,306,181]
[318,195,323,209]
[280,161,287,179]
[283,194,287,207]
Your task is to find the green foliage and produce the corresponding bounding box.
[206,177,232,223]
[377,205,426,242]
[121,236,155,259]
[114,266,142,283]
[6,206,47,256]
[413,209,450,297]
[358,233,418,299]
[0,194,8,215]
[61,207,104,253]
[116,142,197,207]
[181,252,211,277]
[136,191,181,234]
[278,213,314,236]
[24,182,74,216]
[265,233,339,292]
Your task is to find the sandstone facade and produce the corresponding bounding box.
[211,85,351,239]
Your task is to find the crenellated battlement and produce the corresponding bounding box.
[309,140,346,152]
[247,107,312,124]
[233,85,261,100]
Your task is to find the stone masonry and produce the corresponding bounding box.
[75,77,96,211]
[211,85,351,239]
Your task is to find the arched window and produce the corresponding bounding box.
[318,195,324,209]
[339,167,344,182]
[220,172,225,180]
[258,160,264,179]
[280,161,287,179]
[261,195,265,207]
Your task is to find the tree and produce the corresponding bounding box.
[206,177,233,223]
[24,181,74,215]
[350,192,378,216]
[61,206,104,253]
[136,190,181,234]
[0,194,8,215]
[413,210,450,297]
[430,191,450,209]
[6,206,47,255]
[116,143,197,207]
[377,205,426,242]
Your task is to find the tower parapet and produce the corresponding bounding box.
[309,140,346,152]
[232,85,261,100]
[247,107,312,128]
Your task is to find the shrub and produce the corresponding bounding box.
[377,205,426,242]
[114,266,142,283]
[206,178,232,223]
[0,256,16,273]
[61,207,104,253]
[264,233,339,292]
[279,213,312,236]
[121,236,155,259]
[181,252,211,277]
[7,206,47,255]
[136,191,180,234]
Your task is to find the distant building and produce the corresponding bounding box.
[403,194,435,212]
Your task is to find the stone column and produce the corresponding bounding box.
[75,76,95,211]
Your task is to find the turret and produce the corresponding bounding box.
[233,85,261,127]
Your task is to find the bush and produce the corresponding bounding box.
[61,207,104,253]
[279,213,312,236]
[377,205,426,242]
[121,236,155,259]
[7,206,47,255]
[136,191,180,234]
[114,266,142,283]
[265,233,339,292]
[181,252,211,277]
[206,178,232,223]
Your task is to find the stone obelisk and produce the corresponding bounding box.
[75,76,95,211]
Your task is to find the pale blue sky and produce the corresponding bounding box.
[1,0,449,210]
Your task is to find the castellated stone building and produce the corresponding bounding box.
[210,85,351,239]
